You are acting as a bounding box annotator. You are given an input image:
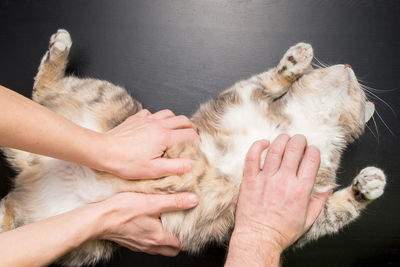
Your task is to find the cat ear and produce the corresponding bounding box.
[365,101,375,122]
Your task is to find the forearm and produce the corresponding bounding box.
[0,203,104,267]
[0,85,102,169]
[225,232,282,267]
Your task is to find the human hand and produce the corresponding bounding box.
[227,134,331,265]
[96,109,199,179]
[96,191,199,256]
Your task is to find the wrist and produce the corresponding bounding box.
[225,230,282,267]
[77,129,110,172]
[85,200,115,240]
[88,195,128,240]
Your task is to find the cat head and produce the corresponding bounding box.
[292,64,374,143]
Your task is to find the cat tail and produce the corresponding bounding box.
[0,193,17,233]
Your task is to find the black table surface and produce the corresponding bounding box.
[1,1,399,266]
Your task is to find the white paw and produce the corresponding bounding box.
[278,43,313,78]
[353,167,386,200]
[49,29,72,53]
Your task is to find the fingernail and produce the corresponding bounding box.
[188,194,199,205]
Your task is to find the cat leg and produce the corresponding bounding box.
[0,193,17,232]
[295,166,386,247]
[33,29,72,100]
[251,43,313,98]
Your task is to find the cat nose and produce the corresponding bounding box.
[344,64,352,69]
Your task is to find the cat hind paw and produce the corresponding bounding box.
[49,29,72,57]
[352,167,386,201]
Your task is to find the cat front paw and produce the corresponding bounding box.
[277,43,313,81]
[352,167,386,201]
[49,29,72,58]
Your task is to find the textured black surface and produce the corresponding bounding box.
[1,1,400,266]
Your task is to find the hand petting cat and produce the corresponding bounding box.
[225,134,331,267]
[0,85,200,266]
[98,108,200,179]
[0,86,199,181]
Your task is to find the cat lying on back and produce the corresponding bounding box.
[0,29,386,266]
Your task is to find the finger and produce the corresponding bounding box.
[150,158,194,177]
[147,192,199,214]
[134,109,152,117]
[297,146,321,192]
[279,134,307,176]
[243,140,270,180]
[262,134,290,176]
[304,190,332,230]
[166,128,200,147]
[160,115,198,131]
[160,231,182,249]
[151,109,175,119]
[152,245,181,257]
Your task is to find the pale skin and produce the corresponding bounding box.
[0,85,200,266]
[225,135,331,267]
[0,85,328,266]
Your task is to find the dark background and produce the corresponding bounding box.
[1,0,399,266]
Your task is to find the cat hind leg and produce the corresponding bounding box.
[295,166,386,247]
[0,193,17,233]
[33,29,72,99]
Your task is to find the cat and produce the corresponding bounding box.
[0,29,386,266]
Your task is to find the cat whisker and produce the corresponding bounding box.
[363,88,397,117]
[369,114,379,142]
[360,83,396,93]
[313,55,330,68]
[374,109,395,136]
[366,124,378,142]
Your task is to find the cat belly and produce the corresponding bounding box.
[198,103,338,186]
[24,158,116,222]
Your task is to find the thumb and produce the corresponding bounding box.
[243,140,270,180]
[304,190,332,230]
[150,158,194,178]
[147,192,199,214]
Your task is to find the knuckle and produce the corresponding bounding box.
[152,233,165,245]
[268,146,283,158]
[286,143,301,153]
[141,109,150,115]
[177,162,186,175]
[160,129,171,142]
[145,195,158,206]
[178,115,191,125]
[307,153,320,164]
[163,109,175,116]
[167,249,180,257]
[174,195,186,210]
[246,152,258,163]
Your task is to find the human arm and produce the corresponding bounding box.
[0,85,199,179]
[0,191,198,267]
[225,134,331,267]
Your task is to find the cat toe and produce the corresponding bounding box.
[49,29,72,55]
[277,43,313,80]
[352,167,386,200]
